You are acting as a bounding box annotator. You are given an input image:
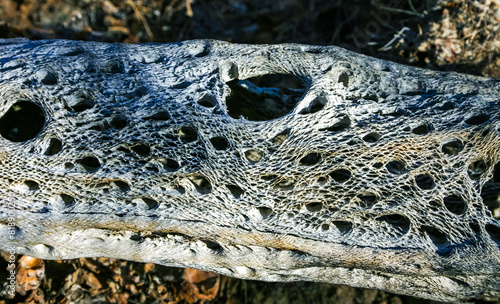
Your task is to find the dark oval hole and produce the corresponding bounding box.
[45,138,62,156]
[321,224,330,231]
[320,115,351,132]
[197,94,217,107]
[0,101,45,142]
[443,195,466,215]
[147,166,159,173]
[469,222,481,234]
[102,59,125,73]
[245,149,263,163]
[142,197,158,210]
[227,184,244,198]
[178,127,198,142]
[24,180,39,191]
[130,234,143,241]
[76,156,101,172]
[163,159,180,171]
[60,194,75,207]
[412,123,432,135]
[362,132,380,143]
[143,111,170,120]
[226,74,305,121]
[486,224,500,241]
[67,91,95,112]
[468,160,487,179]
[377,214,410,232]
[110,117,128,129]
[332,221,352,234]
[188,175,212,194]
[261,174,278,181]
[329,169,352,183]
[358,192,377,207]
[274,178,295,190]
[338,72,349,87]
[202,240,223,253]
[386,160,405,174]
[257,206,273,219]
[442,139,463,156]
[175,185,186,194]
[210,136,228,150]
[415,174,435,190]
[465,114,490,125]
[112,180,130,192]
[299,153,321,166]
[421,225,447,246]
[271,129,290,145]
[36,69,57,85]
[299,95,327,114]
[131,144,151,157]
[305,202,323,212]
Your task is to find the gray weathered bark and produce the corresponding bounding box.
[0,38,499,302]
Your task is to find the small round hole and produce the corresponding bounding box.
[338,72,349,87]
[468,160,487,179]
[76,156,101,172]
[178,127,198,142]
[245,149,263,163]
[362,132,380,143]
[486,224,500,241]
[131,144,151,157]
[421,225,447,247]
[188,175,212,194]
[386,160,405,174]
[299,96,326,114]
[112,180,130,191]
[320,115,350,132]
[257,207,273,219]
[143,111,170,120]
[465,114,490,125]
[197,94,217,107]
[442,139,463,156]
[305,202,323,212]
[24,180,39,191]
[36,69,58,85]
[415,174,435,189]
[443,195,466,215]
[202,240,223,253]
[141,198,158,210]
[271,129,290,145]
[45,138,62,156]
[0,101,45,142]
[110,117,128,129]
[377,214,410,232]
[162,159,180,171]
[298,153,321,166]
[329,169,351,183]
[274,178,295,190]
[67,91,95,112]
[227,184,244,198]
[60,194,75,207]
[332,221,352,234]
[210,137,228,150]
[412,123,432,135]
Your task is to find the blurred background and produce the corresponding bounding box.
[0,0,499,76]
[0,0,499,303]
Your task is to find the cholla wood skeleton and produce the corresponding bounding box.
[0,39,499,302]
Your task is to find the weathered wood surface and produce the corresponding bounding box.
[0,38,499,302]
